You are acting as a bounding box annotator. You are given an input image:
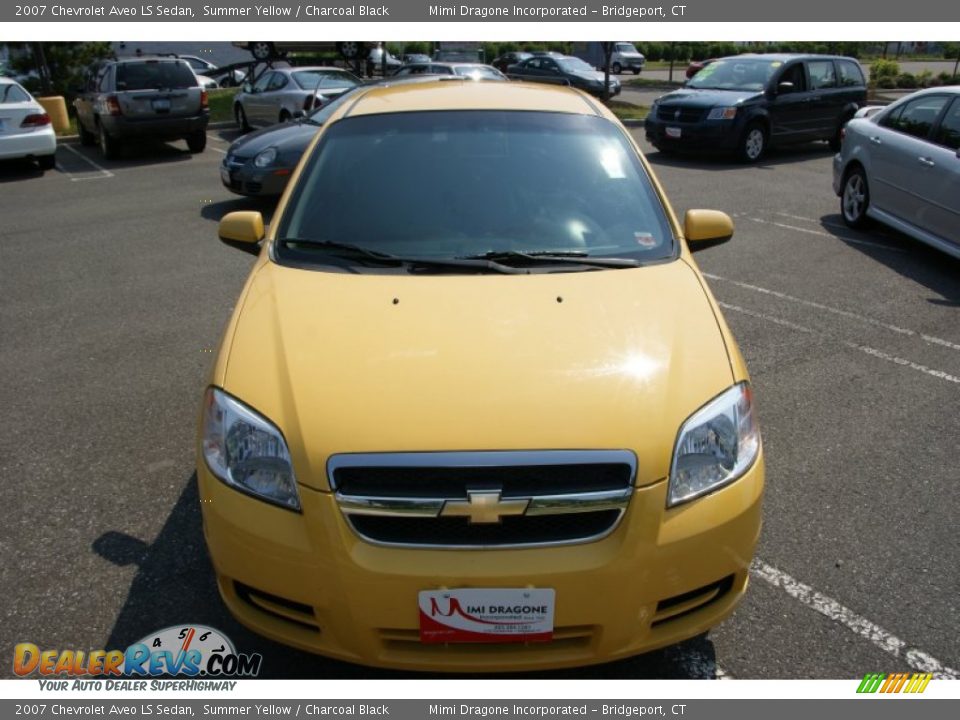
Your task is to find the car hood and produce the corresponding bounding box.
[227,121,320,160]
[658,88,763,108]
[221,258,734,491]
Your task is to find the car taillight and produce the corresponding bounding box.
[106,96,122,116]
[201,90,208,109]
[21,113,51,127]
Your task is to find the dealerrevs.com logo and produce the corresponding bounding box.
[14,625,262,687]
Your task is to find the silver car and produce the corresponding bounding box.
[233,66,361,131]
[391,63,507,81]
[833,87,960,258]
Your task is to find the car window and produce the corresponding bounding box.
[293,70,359,90]
[429,65,455,75]
[933,98,960,150]
[807,60,837,90]
[557,58,594,73]
[252,72,274,93]
[279,111,675,266]
[184,57,206,71]
[0,83,31,103]
[307,85,361,124]
[267,73,289,91]
[837,60,865,87]
[778,63,807,92]
[116,61,196,91]
[883,95,950,140]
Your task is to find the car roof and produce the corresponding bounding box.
[342,78,600,117]
[716,53,858,62]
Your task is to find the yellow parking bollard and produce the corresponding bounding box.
[36,96,70,134]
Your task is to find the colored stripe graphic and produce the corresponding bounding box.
[857,673,932,693]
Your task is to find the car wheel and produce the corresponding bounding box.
[250,42,275,61]
[98,121,119,160]
[633,68,641,75]
[37,154,56,171]
[737,122,767,163]
[336,41,364,60]
[78,120,96,147]
[612,62,622,74]
[235,104,251,132]
[841,166,870,228]
[186,130,206,154]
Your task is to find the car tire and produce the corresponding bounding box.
[633,68,641,75]
[336,42,365,60]
[235,104,251,133]
[737,122,767,163]
[186,131,206,154]
[37,154,56,171]
[78,120,96,147]
[250,42,275,61]
[97,121,119,160]
[612,62,622,74]
[841,165,870,228]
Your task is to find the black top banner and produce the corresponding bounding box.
[5,0,960,22]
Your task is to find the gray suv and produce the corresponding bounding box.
[74,57,210,159]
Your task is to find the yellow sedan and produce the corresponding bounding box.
[199,79,764,672]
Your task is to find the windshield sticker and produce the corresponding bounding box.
[634,232,658,248]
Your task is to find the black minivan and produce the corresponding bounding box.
[644,54,867,162]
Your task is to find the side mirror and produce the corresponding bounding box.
[218,211,264,255]
[684,209,734,252]
[776,81,795,94]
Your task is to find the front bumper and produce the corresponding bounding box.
[644,116,742,154]
[0,126,56,161]
[832,153,845,196]
[198,452,763,672]
[221,160,291,197]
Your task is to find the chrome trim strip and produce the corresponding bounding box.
[327,449,638,489]
[335,488,632,518]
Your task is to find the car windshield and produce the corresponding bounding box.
[278,110,674,268]
[686,58,779,91]
[116,61,197,90]
[557,58,594,73]
[615,43,639,54]
[0,82,31,104]
[453,66,503,80]
[293,70,359,90]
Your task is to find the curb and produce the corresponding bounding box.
[620,119,646,127]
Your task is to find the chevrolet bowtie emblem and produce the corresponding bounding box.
[440,491,529,524]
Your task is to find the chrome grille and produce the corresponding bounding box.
[329,450,636,549]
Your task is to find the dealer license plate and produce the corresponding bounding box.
[152,98,171,112]
[419,588,555,643]
[666,127,682,139]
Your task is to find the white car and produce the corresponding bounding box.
[0,78,56,171]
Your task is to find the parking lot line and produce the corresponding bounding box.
[744,215,905,253]
[60,143,114,180]
[719,301,960,385]
[751,559,960,679]
[704,273,960,352]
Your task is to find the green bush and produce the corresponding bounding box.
[871,59,900,79]
[895,73,918,88]
[876,76,897,89]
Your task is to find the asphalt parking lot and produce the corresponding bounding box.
[1,123,958,680]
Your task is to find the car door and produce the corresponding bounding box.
[804,59,844,139]
[244,71,276,126]
[921,97,960,245]
[767,61,814,143]
[868,94,952,227]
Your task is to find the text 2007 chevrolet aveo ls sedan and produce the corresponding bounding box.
[199,80,764,672]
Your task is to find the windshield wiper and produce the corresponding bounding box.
[278,238,525,274]
[461,250,641,269]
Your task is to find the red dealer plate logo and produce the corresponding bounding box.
[418,589,555,643]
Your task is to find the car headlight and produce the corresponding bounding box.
[253,147,278,168]
[201,387,301,511]
[668,382,760,507]
[707,106,738,120]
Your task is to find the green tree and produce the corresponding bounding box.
[10,42,113,97]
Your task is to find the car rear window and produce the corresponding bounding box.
[882,95,950,140]
[279,110,675,265]
[933,98,960,150]
[0,83,31,104]
[453,66,503,80]
[837,60,865,87]
[116,61,197,91]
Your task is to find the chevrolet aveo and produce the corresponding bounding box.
[200,79,764,672]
